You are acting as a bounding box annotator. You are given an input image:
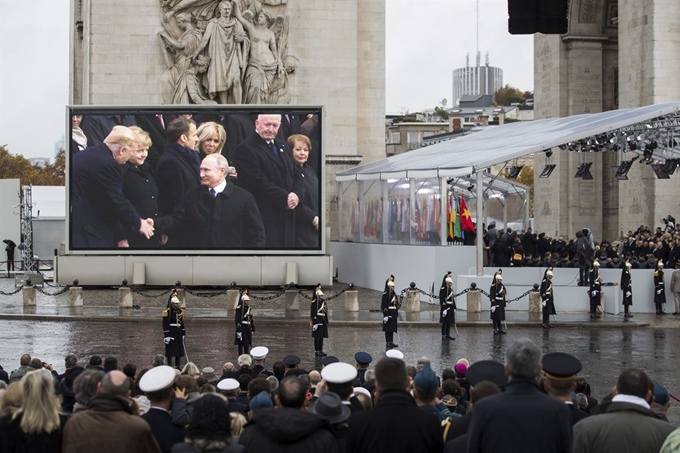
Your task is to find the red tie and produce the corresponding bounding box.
[157,114,165,129]
[115,115,122,124]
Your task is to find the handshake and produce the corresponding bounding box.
[139,218,155,239]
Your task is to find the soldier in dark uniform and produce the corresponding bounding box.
[381,275,399,350]
[490,270,507,334]
[234,288,254,356]
[163,290,186,368]
[438,271,456,340]
[311,284,329,357]
[540,268,556,328]
[589,260,602,319]
[654,260,668,315]
[621,261,634,318]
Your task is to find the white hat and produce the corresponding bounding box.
[251,346,269,360]
[546,270,553,277]
[170,295,180,304]
[353,387,371,398]
[385,349,404,360]
[497,275,503,281]
[594,260,600,267]
[242,294,250,301]
[321,362,357,385]
[217,378,240,392]
[445,277,453,284]
[387,281,395,287]
[139,365,176,392]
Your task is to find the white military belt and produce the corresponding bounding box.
[445,302,454,305]
[388,306,397,310]
[241,321,250,325]
[170,323,181,327]
[317,312,326,316]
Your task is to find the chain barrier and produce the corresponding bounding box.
[395,284,534,307]
[506,288,535,304]
[246,289,286,301]
[182,286,227,299]
[130,286,175,299]
[0,285,24,296]
[35,285,71,296]
[296,284,353,302]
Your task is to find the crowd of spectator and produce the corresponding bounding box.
[483,217,680,270]
[0,338,679,453]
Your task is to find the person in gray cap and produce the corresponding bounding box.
[413,363,452,421]
[308,392,350,452]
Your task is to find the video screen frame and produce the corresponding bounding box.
[66,105,325,255]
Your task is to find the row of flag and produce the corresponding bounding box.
[347,193,475,240]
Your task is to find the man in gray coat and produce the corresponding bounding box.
[670,261,680,315]
[572,368,674,453]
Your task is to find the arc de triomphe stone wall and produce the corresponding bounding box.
[70,0,385,240]
[534,0,680,241]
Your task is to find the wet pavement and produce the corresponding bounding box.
[1,276,680,423]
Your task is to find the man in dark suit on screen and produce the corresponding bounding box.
[233,114,304,248]
[178,154,265,249]
[70,126,155,248]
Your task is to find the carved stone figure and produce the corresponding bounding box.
[158,0,295,105]
[172,55,219,104]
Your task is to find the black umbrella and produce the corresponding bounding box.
[3,239,16,248]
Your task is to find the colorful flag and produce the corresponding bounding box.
[460,194,475,232]
[453,195,462,239]
[448,194,455,239]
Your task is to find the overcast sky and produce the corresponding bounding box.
[0,0,533,160]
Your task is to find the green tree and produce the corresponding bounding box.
[0,145,65,186]
[435,107,449,120]
[494,84,526,106]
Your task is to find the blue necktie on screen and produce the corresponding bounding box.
[209,188,217,199]
[269,141,278,157]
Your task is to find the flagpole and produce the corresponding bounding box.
[476,170,484,277]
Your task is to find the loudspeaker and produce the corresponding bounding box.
[508,0,569,35]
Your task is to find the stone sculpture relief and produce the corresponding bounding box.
[579,0,598,24]
[158,0,296,104]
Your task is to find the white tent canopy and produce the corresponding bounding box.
[337,102,680,182]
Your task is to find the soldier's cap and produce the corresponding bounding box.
[321,356,339,367]
[414,364,440,393]
[385,349,404,360]
[139,365,176,393]
[658,260,664,268]
[353,387,371,398]
[216,378,240,392]
[283,355,301,367]
[593,260,600,267]
[497,274,503,281]
[308,392,350,424]
[250,346,269,360]
[241,293,250,301]
[546,270,553,276]
[445,276,453,283]
[466,360,508,388]
[248,391,274,410]
[625,261,632,268]
[541,352,582,381]
[321,362,357,384]
[171,295,180,304]
[387,281,395,287]
[354,352,372,365]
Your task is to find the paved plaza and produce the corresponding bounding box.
[1,276,679,423]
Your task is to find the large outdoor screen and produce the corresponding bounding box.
[67,106,323,254]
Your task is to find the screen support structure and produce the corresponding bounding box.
[21,185,36,273]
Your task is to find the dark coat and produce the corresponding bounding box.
[135,114,170,171]
[234,297,253,348]
[589,268,601,308]
[540,278,556,315]
[654,268,666,304]
[294,163,320,248]
[537,236,553,258]
[80,115,137,146]
[346,390,444,453]
[494,239,512,267]
[490,281,506,321]
[467,379,572,453]
[178,183,265,249]
[310,296,329,339]
[238,407,338,453]
[172,443,244,453]
[223,114,255,166]
[522,233,537,257]
[381,289,399,332]
[233,132,304,248]
[117,162,176,248]
[163,306,186,358]
[0,413,67,453]
[439,282,456,324]
[568,404,589,426]
[621,269,633,306]
[142,408,185,453]
[71,143,141,248]
[156,143,201,218]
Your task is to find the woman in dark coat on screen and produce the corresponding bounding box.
[288,134,320,249]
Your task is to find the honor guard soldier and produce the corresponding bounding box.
[163,290,186,368]
[439,271,456,340]
[250,346,273,377]
[589,260,602,319]
[621,261,634,318]
[490,270,507,334]
[654,260,668,315]
[381,275,399,350]
[354,352,372,385]
[540,268,556,328]
[138,365,185,451]
[541,352,589,426]
[235,288,254,356]
[311,284,329,357]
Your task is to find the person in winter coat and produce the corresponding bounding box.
[438,272,456,340]
[575,231,594,286]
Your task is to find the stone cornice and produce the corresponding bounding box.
[561,34,610,43]
[326,155,363,166]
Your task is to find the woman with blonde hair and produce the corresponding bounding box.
[1,369,66,452]
[181,362,201,378]
[0,381,23,417]
[196,121,227,161]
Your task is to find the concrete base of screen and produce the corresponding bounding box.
[55,255,333,287]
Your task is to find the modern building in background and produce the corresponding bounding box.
[452,52,503,106]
